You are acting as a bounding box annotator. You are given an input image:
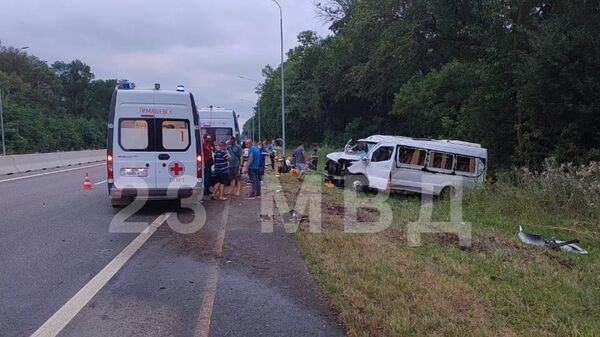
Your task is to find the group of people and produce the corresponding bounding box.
[202,135,278,201]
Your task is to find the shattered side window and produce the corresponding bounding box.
[397,147,426,167]
[429,152,454,171]
[456,156,476,174]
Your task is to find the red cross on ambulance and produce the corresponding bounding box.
[168,162,185,177]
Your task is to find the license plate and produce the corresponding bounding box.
[120,168,148,177]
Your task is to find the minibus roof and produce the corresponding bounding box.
[360,135,488,159]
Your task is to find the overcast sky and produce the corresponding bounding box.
[0,0,331,124]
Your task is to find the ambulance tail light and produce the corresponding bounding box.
[107,151,114,181]
[196,153,203,178]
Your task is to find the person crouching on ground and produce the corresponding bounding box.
[212,142,231,201]
[243,139,261,199]
[227,136,243,197]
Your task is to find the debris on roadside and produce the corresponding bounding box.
[517,226,588,255]
[282,209,305,223]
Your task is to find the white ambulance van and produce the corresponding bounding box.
[106,83,203,207]
[198,106,240,144]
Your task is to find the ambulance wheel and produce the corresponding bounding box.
[111,198,129,208]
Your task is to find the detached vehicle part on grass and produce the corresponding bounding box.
[325,136,392,185]
[517,226,588,254]
[345,136,488,196]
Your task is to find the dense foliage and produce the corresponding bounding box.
[248,0,600,169]
[0,47,115,154]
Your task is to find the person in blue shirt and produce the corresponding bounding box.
[243,139,261,199]
[258,142,267,181]
[212,142,230,201]
[268,140,275,170]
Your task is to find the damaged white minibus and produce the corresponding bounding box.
[346,136,488,197]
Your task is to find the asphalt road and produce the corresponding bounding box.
[0,164,344,337]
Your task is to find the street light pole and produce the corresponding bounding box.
[238,76,262,142]
[0,89,5,156]
[240,98,256,141]
[271,0,285,158]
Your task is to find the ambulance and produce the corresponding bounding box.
[106,83,203,207]
[197,106,240,144]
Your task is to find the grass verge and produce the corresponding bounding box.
[273,162,600,337]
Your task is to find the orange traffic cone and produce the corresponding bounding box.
[83,173,93,191]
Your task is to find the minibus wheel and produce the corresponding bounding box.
[347,175,368,192]
[439,186,456,200]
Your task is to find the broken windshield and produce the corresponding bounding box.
[345,141,377,156]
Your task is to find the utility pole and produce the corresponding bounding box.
[271,0,285,157]
[238,76,262,142]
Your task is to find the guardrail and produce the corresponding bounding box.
[0,150,105,175]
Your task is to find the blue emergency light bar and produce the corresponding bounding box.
[118,81,135,90]
[176,84,185,92]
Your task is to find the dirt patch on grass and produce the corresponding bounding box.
[297,231,509,337]
[543,251,577,269]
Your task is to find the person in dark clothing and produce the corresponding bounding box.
[203,135,215,196]
[293,143,307,180]
[310,145,319,170]
[227,137,243,197]
[212,142,230,201]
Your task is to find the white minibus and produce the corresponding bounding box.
[346,136,488,197]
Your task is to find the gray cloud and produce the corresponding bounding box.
[0,0,331,123]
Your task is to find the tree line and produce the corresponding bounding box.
[0,46,115,154]
[247,0,600,169]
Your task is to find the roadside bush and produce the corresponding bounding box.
[476,159,600,223]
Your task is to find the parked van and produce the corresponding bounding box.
[346,136,487,196]
[198,106,240,144]
[106,83,203,207]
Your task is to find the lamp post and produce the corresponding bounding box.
[271,0,285,157]
[240,98,256,141]
[238,76,261,142]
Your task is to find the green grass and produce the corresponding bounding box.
[272,163,600,337]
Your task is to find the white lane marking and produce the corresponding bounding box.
[93,180,108,186]
[30,212,172,337]
[194,202,230,337]
[0,163,105,184]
